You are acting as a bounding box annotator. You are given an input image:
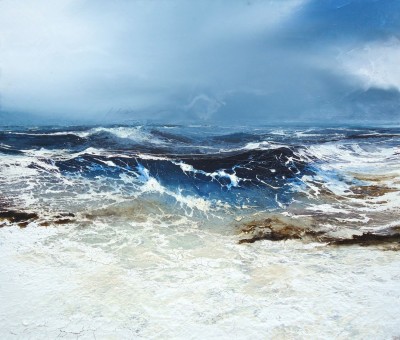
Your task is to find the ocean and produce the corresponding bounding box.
[1,125,399,338]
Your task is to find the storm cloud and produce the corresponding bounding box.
[0,0,399,124]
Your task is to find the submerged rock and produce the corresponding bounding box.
[330,232,400,247]
[237,215,400,249]
[0,210,39,227]
[238,217,323,244]
[0,209,76,228]
[349,185,397,198]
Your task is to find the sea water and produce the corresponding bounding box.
[0,125,399,338]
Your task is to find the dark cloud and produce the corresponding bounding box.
[277,0,400,45]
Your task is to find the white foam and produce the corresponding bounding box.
[173,160,241,189]
[243,141,286,150]
[1,219,399,339]
[9,126,166,145]
[84,126,165,145]
[134,165,216,214]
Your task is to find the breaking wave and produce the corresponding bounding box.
[1,125,399,243]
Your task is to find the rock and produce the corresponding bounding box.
[349,185,397,198]
[329,232,400,247]
[238,217,323,244]
[237,215,400,249]
[0,210,38,224]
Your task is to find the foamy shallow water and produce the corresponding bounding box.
[1,220,399,339]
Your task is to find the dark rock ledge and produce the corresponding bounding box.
[238,217,400,249]
[0,210,75,228]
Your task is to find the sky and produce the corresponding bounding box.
[0,0,399,125]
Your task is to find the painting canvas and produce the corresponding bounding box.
[0,1,399,338]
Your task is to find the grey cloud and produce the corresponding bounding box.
[0,0,399,125]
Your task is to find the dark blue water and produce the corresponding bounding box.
[0,125,399,219]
